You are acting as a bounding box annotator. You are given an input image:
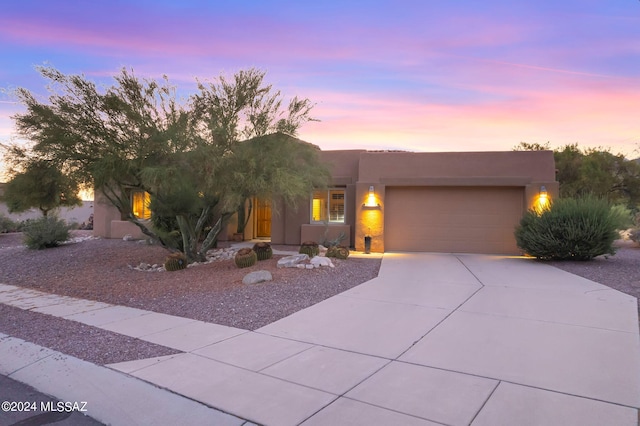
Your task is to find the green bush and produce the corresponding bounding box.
[22,216,70,249]
[515,197,618,260]
[609,204,633,230]
[0,215,18,233]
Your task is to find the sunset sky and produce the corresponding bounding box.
[1,0,639,159]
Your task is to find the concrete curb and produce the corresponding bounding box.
[0,334,247,426]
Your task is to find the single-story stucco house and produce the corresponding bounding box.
[93,142,557,255]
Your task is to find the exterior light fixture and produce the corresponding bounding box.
[537,185,549,210]
[365,185,378,207]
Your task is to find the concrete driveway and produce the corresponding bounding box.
[258,253,640,425]
[1,253,639,425]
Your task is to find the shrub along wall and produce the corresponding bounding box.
[515,196,620,260]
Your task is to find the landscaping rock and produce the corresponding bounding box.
[310,256,334,268]
[277,254,310,268]
[242,270,273,285]
[129,262,164,272]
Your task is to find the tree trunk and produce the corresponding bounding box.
[176,215,203,263]
[126,215,176,253]
[197,212,233,260]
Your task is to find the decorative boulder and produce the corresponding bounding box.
[242,270,273,285]
[277,254,309,268]
[310,256,334,268]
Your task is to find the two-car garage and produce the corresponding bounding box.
[384,186,525,254]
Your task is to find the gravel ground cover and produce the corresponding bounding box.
[0,231,381,364]
[0,304,181,365]
[1,231,638,366]
[547,241,640,300]
[0,231,381,330]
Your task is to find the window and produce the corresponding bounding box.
[131,190,151,220]
[311,189,345,223]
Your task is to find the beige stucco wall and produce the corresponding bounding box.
[95,149,558,254]
[273,149,558,253]
[358,150,556,183]
[301,224,352,247]
[93,190,146,239]
[271,150,363,247]
[352,151,557,253]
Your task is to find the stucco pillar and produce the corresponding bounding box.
[355,183,385,253]
[93,191,119,238]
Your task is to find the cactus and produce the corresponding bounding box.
[326,245,350,259]
[299,240,319,258]
[252,242,273,261]
[235,247,257,268]
[164,252,188,271]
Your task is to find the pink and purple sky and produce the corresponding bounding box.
[1,0,639,162]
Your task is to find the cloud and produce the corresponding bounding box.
[1,0,638,158]
[298,82,640,156]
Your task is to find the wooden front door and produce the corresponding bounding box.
[256,198,271,238]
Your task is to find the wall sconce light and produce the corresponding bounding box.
[537,185,549,209]
[364,185,379,207]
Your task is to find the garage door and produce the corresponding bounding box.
[384,187,524,254]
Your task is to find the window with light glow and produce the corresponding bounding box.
[131,190,151,220]
[311,189,345,223]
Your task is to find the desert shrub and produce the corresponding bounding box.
[0,215,18,233]
[515,196,618,260]
[151,214,184,251]
[22,216,70,249]
[14,220,30,232]
[609,204,633,230]
[320,230,346,248]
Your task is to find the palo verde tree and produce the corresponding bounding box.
[11,66,330,262]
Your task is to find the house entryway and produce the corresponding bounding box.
[255,199,271,238]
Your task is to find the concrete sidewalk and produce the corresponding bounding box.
[1,253,639,425]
